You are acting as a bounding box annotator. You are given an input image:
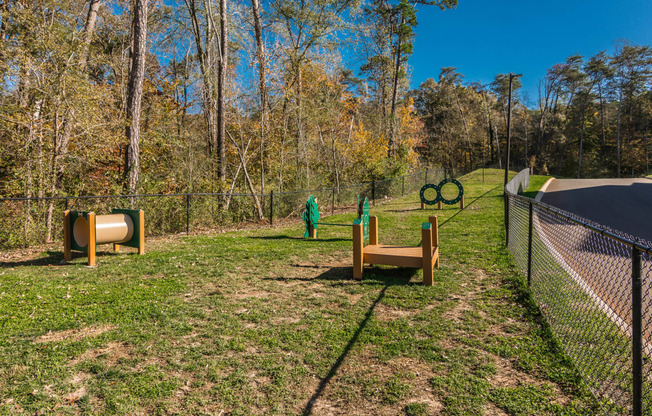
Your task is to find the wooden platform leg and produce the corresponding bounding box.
[63,210,72,262]
[88,212,96,267]
[138,210,145,254]
[460,195,465,210]
[113,243,120,253]
[369,216,378,246]
[430,216,439,269]
[421,224,434,286]
[353,221,364,280]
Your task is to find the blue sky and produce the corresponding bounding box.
[410,0,652,105]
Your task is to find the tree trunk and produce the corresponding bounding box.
[388,14,404,159]
[251,0,267,195]
[330,121,340,189]
[125,0,148,197]
[185,0,218,160]
[217,0,228,184]
[454,87,472,168]
[296,66,309,187]
[494,126,502,169]
[278,114,288,191]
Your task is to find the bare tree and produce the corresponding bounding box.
[217,0,228,183]
[125,0,148,196]
[251,0,267,194]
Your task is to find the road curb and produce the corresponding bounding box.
[535,177,556,202]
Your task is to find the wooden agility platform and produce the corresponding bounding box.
[353,216,439,286]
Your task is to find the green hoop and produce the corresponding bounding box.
[419,178,464,205]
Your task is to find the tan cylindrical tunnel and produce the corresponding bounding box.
[73,216,90,247]
[73,214,134,247]
[95,214,134,244]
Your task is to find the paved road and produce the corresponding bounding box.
[539,178,652,244]
[535,177,652,356]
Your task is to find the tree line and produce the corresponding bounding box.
[0,0,456,241]
[414,46,652,179]
[1,1,651,243]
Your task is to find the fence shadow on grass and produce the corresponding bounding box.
[302,266,418,415]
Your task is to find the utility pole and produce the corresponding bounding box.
[504,73,522,193]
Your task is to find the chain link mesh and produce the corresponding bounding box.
[0,169,444,249]
[506,169,652,415]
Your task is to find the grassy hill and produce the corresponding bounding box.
[0,169,597,415]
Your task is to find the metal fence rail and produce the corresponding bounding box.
[505,169,652,415]
[0,169,444,249]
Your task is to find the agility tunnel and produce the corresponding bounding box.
[63,208,145,266]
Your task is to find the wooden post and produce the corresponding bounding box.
[113,243,120,253]
[138,209,145,254]
[430,216,439,268]
[369,216,378,245]
[437,201,442,210]
[63,210,71,261]
[87,212,96,267]
[421,224,434,286]
[353,221,363,280]
[309,224,317,239]
[420,201,425,210]
[460,195,465,209]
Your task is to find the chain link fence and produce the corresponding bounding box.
[505,168,652,415]
[0,169,444,249]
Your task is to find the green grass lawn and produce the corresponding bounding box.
[0,169,598,415]
[521,175,553,199]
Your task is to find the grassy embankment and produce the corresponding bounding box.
[0,169,597,415]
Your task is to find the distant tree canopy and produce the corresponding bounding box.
[414,46,652,179]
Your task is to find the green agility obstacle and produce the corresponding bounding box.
[420,178,465,209]
[302,195,369,240]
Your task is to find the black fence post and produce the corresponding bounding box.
[505,193,510,245]
[632,246,643,416]
[527,201,533,287]
[332,188,335,216]
[372,181,376,206]
[269,191,274,225]
[424,170,427,184]
[65,197,69,211]
[402,176,405,196]
[186,194,191,234]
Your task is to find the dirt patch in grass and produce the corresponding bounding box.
[346,293,364,305]
[34,324,115,344]
[374,303,415,321]
[484,402,510,415]
[442,299,475,322]
[489,356,538,388]
[69,341,132,366]
[232,290,272,300]
[64,384,87,404]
